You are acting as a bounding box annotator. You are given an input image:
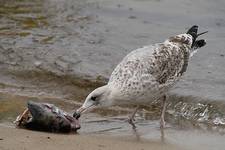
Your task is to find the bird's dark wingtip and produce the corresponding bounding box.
[187,25,198,38]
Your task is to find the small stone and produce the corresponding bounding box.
[38,92,45,96]
[0,138,3,140]
[98,144,105,147]
[34,61,42,67]
[117,4,122,8]
[6,61,17,65]
[143,20,149,24]
[128,15,137,19]
[88,40,95,44]
[220,54,224,57]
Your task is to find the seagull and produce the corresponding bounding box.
[74,25,207,129]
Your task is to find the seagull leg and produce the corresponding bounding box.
[160,95,167,129]
[127,106,139,129]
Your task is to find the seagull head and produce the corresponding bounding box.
[75,85,112,114]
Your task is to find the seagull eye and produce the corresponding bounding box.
[91,96,97,101]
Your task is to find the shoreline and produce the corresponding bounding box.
[0,125,178,150]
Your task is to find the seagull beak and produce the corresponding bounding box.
[76,106,87,114]
[73,106,88,119]
[76,103,95,114]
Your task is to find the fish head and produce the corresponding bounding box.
[27,101,55,124]
[26,101,80,132]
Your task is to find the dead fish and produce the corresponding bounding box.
[14,101,80,133]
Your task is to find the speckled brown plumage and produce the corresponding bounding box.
[107,33,195,105]
[77,26,207,129]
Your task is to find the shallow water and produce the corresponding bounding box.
[1,92,225,150]
[0,0,225,149]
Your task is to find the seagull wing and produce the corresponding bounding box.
[108,34,192,98]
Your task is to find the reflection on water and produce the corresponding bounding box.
[2,91,225,149]
[0,87,225,150]
[167,95,225,127]
[1,91,225,135]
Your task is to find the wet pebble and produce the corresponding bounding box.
[98,144,105,148]
[117,4,122,8]
[38,92,45,96]
[128,15,137,19]
[143,20,149,24]
[34,61,42,67]
[88,40,96,44]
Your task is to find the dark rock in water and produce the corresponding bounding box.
[14,101,80,133]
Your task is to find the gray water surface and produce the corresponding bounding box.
[0,0,224,100]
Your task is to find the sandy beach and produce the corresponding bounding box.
[0,126,179,150]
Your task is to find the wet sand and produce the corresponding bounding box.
[0,126,178,150]
[1,92,225,150]
[1,122,225,150]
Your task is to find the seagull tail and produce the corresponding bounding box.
[187,25,207,49]
[187,25,198,43]
[193,39,206,49]
[187,25,199,49]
